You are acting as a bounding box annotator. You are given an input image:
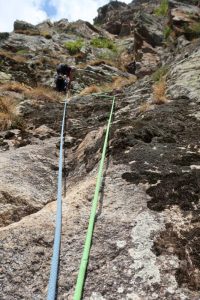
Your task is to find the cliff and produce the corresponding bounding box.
[0,1,200,299]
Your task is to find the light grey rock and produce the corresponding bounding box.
[0,139,58,227]
[168,48,200,102]
[34,125,55,140]
[0,71,12,83]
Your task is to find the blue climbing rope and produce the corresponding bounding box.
[47,99,67,300]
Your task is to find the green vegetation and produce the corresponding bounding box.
[11,116,25,130]
[184,22,200,39]
[16,49,29,55]
[64,39,84,55]
[97,49,119,60]
[189,22,200,34]
[163,26,172,40]
[95,48,124,69]
[154,0,169,16]
[90,37,117,51]
[152,65,169,82]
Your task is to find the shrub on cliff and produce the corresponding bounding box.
[90,37,116,51]
[64,39,84,55]
[154,0,169,16]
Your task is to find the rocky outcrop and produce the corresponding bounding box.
[64,20,102,39]
[14,20,40,35]
[94,1,128,26]
[134,12,164,47]
[0,140,58,227]
[169,0,200,39]
[94,1,135,36]
[75,64,131,90]
[94,0,161,37]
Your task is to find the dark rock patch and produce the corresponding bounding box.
[0,191,41,227]
[147,171,200,211]
[153,224,200,291]
[173,153,200,166]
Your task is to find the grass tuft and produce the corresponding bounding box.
[0,96,23,130]
[16,49,29,55]
[112,76,137,90]
[152,65,169,82]
[64,39,84,55]
[90,37,117,51]
[163,26,172,40]
[79,85,101,96]
[154,0,169,16]
[0,82,30,93]
[0,82,62,102]
[0,50,27,63]
[79,76,136,96]
[139,102,152,113]
[26,86,62,102]
[152,79,167,105]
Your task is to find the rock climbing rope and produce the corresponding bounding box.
[47,93,115,300]
[73,95,115,300]
[47,98,67,300]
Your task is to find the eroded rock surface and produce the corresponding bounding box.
[0,0,200,299]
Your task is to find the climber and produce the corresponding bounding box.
[55,63,72,93]
[126,60,136,75]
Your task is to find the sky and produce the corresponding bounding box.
[0,0,132,32]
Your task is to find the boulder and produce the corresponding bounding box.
[33,125,56,140]
[54,18,69,30]
[0,140,58,227]
[134,12,164,47]
[14,20,40,35]
[64,20,101,39]
[94,1,128,25]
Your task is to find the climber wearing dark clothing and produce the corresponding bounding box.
[126,60,136,75]
[55,63,72,92]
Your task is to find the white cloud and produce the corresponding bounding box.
[0,0,47,32]
[0,0,132,32]
[50,0,132,23]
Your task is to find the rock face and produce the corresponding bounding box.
[0,140,58,227]
[0,0,200,299]
[169,0,200,39]
[14,20,40,35]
